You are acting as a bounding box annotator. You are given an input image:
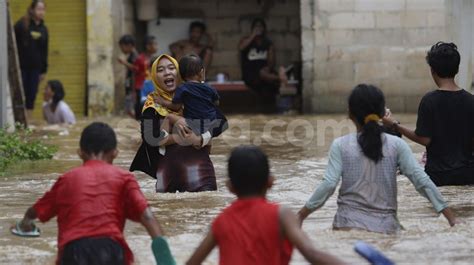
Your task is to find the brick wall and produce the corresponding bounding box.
[302,0,450,113]
[158,0,301,80]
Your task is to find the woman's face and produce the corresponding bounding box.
[33,2,46,21]
[43,84,53,101]
[155,58,178,92]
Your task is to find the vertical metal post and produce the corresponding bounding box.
[0,0,8,128]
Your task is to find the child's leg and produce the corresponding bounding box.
[161,113,186,133]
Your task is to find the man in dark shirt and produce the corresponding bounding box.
[383,42,474,186]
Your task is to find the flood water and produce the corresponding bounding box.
[0,114,473,264]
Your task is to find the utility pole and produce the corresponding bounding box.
[0,0,8,128]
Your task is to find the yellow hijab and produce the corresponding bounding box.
[142,54,182,116]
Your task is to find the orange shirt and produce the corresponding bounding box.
[212,198,293,265]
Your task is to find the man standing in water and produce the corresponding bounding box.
[169,21,213,69]
[383,42,474,186]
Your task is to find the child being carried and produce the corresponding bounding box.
[155,54,226,144]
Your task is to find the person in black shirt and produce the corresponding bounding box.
[14,0,48,113]
[239,18,288,113]
[383,42,474,186]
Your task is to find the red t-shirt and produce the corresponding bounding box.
[33,160,149,265]
[133,53,149,90]
[212,198,293,265]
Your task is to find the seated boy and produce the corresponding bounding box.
[155,54,227,142]
[11,122,175,265]
[186,145,345,265]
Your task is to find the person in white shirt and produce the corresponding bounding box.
[42,80,76,124]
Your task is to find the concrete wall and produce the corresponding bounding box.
[302,0,452,113]
[158,0,301,80]
[87,0,115,116]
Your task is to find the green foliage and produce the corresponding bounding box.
[0,124,57,173]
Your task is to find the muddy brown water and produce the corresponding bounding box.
[0,114,472,264]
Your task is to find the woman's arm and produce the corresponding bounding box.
[297,140,343,222]
[186,231,216,265]
[396,139,457,226]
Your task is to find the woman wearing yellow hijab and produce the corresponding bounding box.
[130,54,217,192]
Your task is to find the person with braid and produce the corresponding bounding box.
[297,84,458,234]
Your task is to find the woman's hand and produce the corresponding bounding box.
[178,125,202,149]
[441,207,461,227]
[296,207,312,227]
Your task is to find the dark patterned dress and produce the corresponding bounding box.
[130,108,217,192]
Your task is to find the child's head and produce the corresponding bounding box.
[118,34,136,54]
[144,35,158,54]
[179,54,205,82]
[227,145,272,197]
[348,84,386,163]
[44,80,65,106]
[426,42,460,80]
[79,122,118,163]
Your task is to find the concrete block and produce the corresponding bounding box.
[314,62,329,79]
[427,11,446,27]
[327,61,355,79]
[212,50,239,67]
[329,45,381,62]
[311,94,348,113]
[406,0,445,11]
[381,46,407,61]
[315,29,355,45]
[215,34,242,51]
[301,0,314,29]
[355,62,405,81]
[381,78,433,96]
[402,11,428,28]
[207,18,240,34]
[282,33,301,50]
[405,59,431,78]
[403,28,446,46]
[289,17,301,32]
[375,12,402,28]
[267,17,289,33]
[316,0,355,12]
[314,45,330,62]
[406,46,430,60]
[329,12,375,29]
[302,30,315,60]
[328,78,356,94]
[268,1,300,16]
[354,29,404,45]
[354,0,405,12]
[217,2,256,17]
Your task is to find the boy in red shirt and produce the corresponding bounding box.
[186,146,345,265]
[11,122,175,265]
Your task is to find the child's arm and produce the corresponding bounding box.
[140,207,176,265]
[280,208,346,265]
[186,231,216,265]
[154,95,182,112]
[17,207,38,232]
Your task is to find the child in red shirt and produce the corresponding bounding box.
[186,146,345,265]
[11,122,175,265]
